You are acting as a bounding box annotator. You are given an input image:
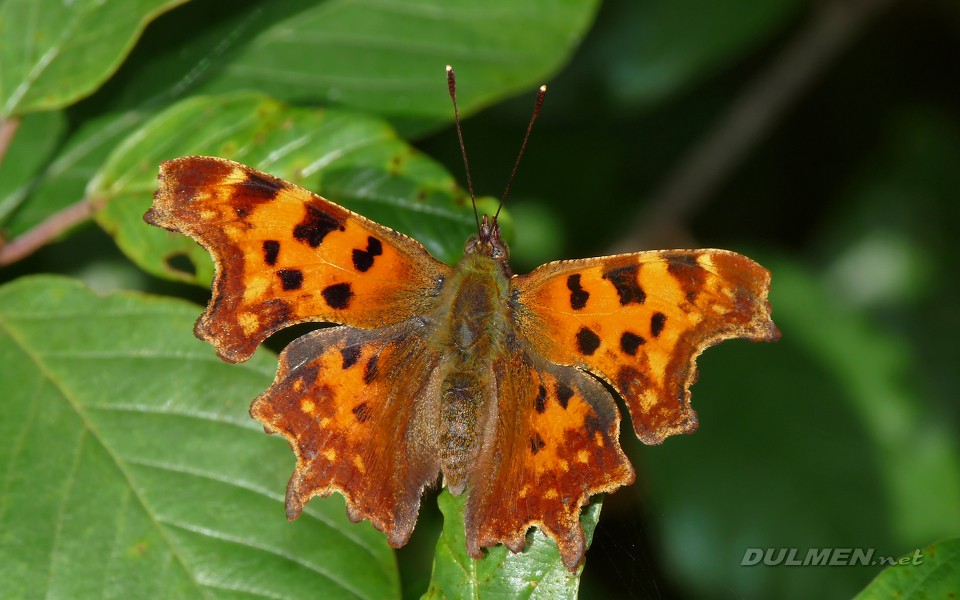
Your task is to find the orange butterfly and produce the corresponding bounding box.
[144,67,779,571]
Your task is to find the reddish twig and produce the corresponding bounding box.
[611,0,896,253]
[0,197,102,266]
[0,117,21,170]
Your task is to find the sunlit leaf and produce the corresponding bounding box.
[852,538,960,600]
[0,275,400,599]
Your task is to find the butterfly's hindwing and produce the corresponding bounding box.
[250,320,443,545]
[463,344,635,570]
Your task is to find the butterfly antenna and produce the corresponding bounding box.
[446,65,480,233]
[496,84,546,221]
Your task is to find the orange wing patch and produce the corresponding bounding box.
[145,156,450,362]
[464,346,634,570]
[512,249,780,444]
[250,320,443,546]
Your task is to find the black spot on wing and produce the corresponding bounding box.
[230,171,285,218]
[535,385,547,413]
[566,274,589,310]
[530,433,546,454]
[263,240,280,266]
[620,331,645,355]
[294,204,345,248]
[576,326,601,356]
[241,172,285,200]
[555,382,574,409]
[663,251,706,303]
[352,236,384,272]
[363,355,379,384]
[321,283,353,309]
[352,402,372,423]
[602,263,646,305]
[651,312,667,338]
[340,346,362,370]
[278,269,303,291]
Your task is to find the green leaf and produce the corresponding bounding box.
[195,0,600,134]
[89,92,478,285]
[0,109,68,224]
[852,538,960,600]
[0,275,400,600]
[0,0,190,117]
[421,489,599,600]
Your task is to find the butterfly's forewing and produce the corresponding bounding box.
[250,320,443,545]
[464,344,634,570]
[146,156,451,363]
[512,249,780,444]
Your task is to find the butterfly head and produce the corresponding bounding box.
[465,213,509,261]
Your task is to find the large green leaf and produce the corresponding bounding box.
[0,275,399,599]
[89,92,480,285]
[852,538,960,600]
[422,489,600,600]
[0,0,190,117]
[193,0,599,134]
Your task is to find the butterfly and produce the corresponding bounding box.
[143,67,779,571]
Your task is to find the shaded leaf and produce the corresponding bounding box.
[422,489,599,600]
[89,92,479,285]
[0,0,189,117]
[0,275,400,600]
[852,538,960,600]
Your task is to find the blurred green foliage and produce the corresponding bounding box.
[2,0,959,598]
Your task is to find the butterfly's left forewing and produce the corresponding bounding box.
[512,249,780,445]
[145,156,451,363]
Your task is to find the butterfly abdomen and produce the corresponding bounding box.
[435,250,511,494]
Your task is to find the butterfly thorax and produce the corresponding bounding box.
[434,227,513,494]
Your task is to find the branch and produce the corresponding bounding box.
[0,117,21,170]
[611,0,897,253]
[0,197,102,266]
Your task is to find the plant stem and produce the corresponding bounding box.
[0,197,102,266]
[0,117,22,170]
